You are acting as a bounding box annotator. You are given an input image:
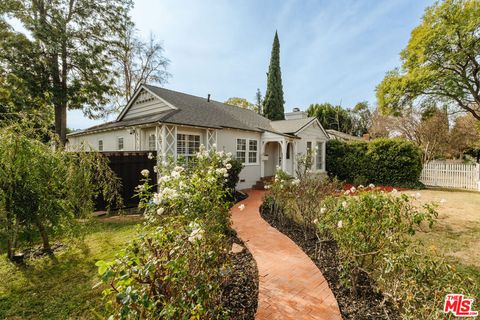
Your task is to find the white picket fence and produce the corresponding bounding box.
[420,161,480,191]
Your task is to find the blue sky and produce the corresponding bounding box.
[69,0,434,129]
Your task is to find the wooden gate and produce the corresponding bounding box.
[96,151,157,210]
[420,161,480,191]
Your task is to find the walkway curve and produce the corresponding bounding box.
[231,189,342,320]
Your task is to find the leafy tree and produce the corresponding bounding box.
[224,97,256,111]
[0,121,122,260]
[263,31,285,120]
[376,0,480,120]
[1,0,133,145]
[307,103,353,134]
[109,24,170,115]
[255,88,263,115]
[450,114,480,160]
[0,19,51,125]
[351,101,372,136]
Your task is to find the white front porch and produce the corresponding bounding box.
[260,132,297,178]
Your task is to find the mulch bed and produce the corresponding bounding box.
[220,191,258,319]
[221,234,259,319]
[260,205,400,320]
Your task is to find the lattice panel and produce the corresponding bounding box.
[207,129,217,150]
[164,125,176,157]
[155,125,162,153]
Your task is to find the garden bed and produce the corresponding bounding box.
[260,205,399,320]
[221,234,259,319]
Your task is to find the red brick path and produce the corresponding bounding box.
[231,189,342,320]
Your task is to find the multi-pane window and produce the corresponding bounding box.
[98,140,103,151]
[316,142,324,170]
[236,138,258,164]
[117,137,124,150]
[248,140,258,163]
[177,134,200,160]
[236,139,246,163]
[148,134,156,150]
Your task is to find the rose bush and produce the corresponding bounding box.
[96,146,238,319]
[265,178,477,319]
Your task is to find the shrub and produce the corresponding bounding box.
[326,138,422,187]
[223,157,243,195]
[265,179,478,319]
[265,168,339,239]
[319,190,437,294]
[367,138,423,187]
[0,124,122,259]
[97,146,235,319]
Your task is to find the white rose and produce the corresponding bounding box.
[368,183,375,188]
[238,204,245,211]
[157,207,165,215]
[141,169,149,177]
[147,152,154,160]
[226,163,232,170]
[320,207,327,214]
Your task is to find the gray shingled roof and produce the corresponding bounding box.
[326,129,363,141]
[70,85,290,136]
[270,117,316,134]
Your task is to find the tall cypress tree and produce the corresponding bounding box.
[263,31,285,120]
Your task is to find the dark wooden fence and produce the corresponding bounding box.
[95,151,157,210]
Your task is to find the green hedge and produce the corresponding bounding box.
[326,138,423,187]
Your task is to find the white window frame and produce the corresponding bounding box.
[315,141,325,171]
[236,138,258,165]
[98,139,103,151]
[148,133,156,151]
[117,137,124,151]
[176,133,201,160]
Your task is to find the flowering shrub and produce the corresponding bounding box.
[265,178,477,318]
[318,190,438,294]
[265,168,339,239]
[96,146,237,319]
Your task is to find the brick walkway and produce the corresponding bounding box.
[231,189,342,320]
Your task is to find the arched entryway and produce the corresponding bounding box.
[263,141,282,177]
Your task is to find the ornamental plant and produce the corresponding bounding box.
[97,146,237,319]
[318,189,438,294]
[0,123,122,260]
[265,178,477,318]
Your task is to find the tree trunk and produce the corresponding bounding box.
[36,219,52,254]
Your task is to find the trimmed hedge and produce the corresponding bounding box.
[326,138,423,187]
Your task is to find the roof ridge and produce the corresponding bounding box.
[145,84,268,118]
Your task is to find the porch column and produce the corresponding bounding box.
[260,141,265,177]
[281,139,287,171]
[161,125,167,162]
[293,141,298,177]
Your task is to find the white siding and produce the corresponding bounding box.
[296,121,328,172]
[217,129,262,190]
[68,129,135,152]
[123,89,173,120]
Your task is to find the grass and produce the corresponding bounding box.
[405,189,480,288]
[0,215,142,320]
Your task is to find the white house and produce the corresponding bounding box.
[67,84,329,189]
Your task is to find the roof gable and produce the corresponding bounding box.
[117,86,176,121]
[271,117,329,138]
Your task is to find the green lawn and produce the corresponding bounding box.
[0,215,141,320]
